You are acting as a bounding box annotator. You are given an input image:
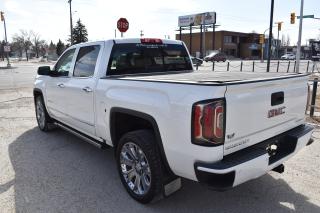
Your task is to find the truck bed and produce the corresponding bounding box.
[108,71,308,85]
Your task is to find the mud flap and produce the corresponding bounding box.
[164,177,182,197]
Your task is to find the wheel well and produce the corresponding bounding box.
[111,112,153,146]
[33,89,43,100]
[110,108,175,177]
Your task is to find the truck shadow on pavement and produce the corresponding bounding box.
[8,127,320,213]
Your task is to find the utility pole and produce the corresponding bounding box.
[0,11,11,67]
[68,0,73,45]
[296,0,304,73]
[262,26,276,63]
[267,0,275,72]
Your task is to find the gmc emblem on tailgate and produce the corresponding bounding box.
[268,106,286,118]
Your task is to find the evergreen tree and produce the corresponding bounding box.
[56,39,65,56]
[48,40,56,52]
[71,19,88,44]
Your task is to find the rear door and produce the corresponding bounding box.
[224,76,308,155]
[63,43,102,136]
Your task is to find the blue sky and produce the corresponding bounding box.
[0,0,319,45]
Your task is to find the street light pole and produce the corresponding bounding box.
[262,27,273,62]
[68,0,73,45]
[296,0,304,73]
[267,0,275,72]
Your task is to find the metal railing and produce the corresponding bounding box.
[195,60,318,73]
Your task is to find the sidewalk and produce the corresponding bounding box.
[0,60,14,69]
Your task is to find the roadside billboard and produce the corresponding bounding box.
[178,12,216,27]
[310,40,320,61]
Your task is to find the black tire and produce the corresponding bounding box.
[116,130,164,204]
[35,95,52,132]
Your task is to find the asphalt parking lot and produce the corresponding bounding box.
[0,62,320,212]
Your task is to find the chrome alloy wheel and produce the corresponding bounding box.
[36,98,45,129]
[120,142,151,195]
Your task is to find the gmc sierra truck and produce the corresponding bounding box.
[34,38,314,203]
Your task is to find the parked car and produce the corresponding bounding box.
[34,38,314,204]
[281,53,296,60]
[204,52,227,62]
[191,56,203,66]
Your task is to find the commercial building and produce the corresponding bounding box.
[176,30,262,59]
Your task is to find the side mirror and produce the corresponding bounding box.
[37,66,51,76]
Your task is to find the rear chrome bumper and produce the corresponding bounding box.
[194,124,314,190]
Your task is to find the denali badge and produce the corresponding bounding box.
[268,106,286,118]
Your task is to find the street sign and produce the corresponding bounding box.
[117,18,129,33]
[297,15,314,19]
[4,45,10,52]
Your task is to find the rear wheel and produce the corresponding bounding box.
[116,130,163,203]
[35,96,52,131]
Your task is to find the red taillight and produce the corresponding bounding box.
[193,105,202,138]
[192,100,225,146]
[202,104,214,139]
[140,38,163,44]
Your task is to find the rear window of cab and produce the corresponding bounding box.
[107,43,192,76]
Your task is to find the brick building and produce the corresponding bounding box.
[176,30,262,59]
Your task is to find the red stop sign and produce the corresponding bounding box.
[117,18,129,33]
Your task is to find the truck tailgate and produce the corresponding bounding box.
[224,75,308,155]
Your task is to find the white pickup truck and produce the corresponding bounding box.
[34,38,314,203]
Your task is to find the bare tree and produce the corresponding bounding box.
[31,31,47,58]
[12,30,32,61]
[281,34,286,47]
[286,34,291,47]
[11,37,23,58]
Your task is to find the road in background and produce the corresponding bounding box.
[0,61,54,89]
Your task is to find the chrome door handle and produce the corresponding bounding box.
[82,86,93,93]
[57,83,65,88]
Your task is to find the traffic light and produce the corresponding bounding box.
[291,12,295,24]
[259,34,265,44]
[0,11,4,22]
[278,22,282,31]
